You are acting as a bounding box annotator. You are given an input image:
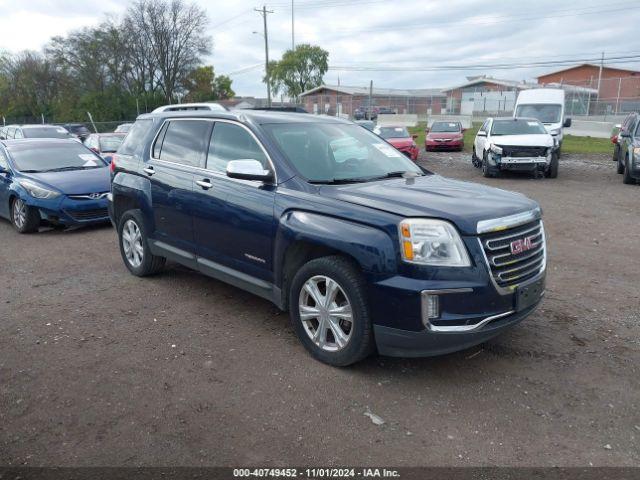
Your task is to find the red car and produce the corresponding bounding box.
[425,121,464,151]
[374,126,419,161]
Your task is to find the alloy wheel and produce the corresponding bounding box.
[298,275,353,352]
[122,219,144,268]
[12,199,27,229]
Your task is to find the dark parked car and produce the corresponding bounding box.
[62,123,92,142]
[615,112,640,185]
[109,111,546,366]
[0,139,111,233]
[425,121,464,151]
[2,124,74,140]
[353,107,377,121]
[84,133,126,163]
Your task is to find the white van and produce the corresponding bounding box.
[514,89,571,155]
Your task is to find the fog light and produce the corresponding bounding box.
[421,293,440,326]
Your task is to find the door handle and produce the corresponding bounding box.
[143,166,155,176]
[196,178,213,190]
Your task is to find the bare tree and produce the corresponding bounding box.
[125,0,211,102]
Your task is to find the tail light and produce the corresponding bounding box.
[109,154,117,173]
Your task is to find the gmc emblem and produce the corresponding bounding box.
[510,236,534,255]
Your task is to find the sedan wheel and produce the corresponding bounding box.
[13,199,27,230]
[299,275,353,352]
[122,219,144,268]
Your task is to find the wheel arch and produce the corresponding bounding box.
[274,211,397,309]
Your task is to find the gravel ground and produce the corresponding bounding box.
[0,151,639,467]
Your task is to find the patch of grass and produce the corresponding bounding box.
[561,135,614,155]
[409,121,614,155]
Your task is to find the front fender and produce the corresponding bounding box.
[274,210,398,286]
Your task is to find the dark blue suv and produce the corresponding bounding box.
[109,111,546,366]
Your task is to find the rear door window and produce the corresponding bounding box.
[118,119,154,156]
[158,120,211,168]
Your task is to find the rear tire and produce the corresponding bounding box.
[289,256,374,366]
[10,197,40,233]
[118,209,166,276]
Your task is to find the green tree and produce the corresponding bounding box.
[183,66,234,102]
[265,44,328,102]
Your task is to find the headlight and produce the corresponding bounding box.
[633,147,640,157]
[549,128,561,136]
[399,219,471,267]
[489,144,503,155]
[18,180,61,199]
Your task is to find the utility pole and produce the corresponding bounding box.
[368,80,373,120]
[291,0,295,50]
[255,6,274,107]
[596,51,604,103]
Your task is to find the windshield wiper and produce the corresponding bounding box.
[19,169,43,173]
[368,171,424,181]
[309,178,370,185]
[42,166,98,172]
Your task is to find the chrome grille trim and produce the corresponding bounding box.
[479,220,547,293]
[476,208,541,234]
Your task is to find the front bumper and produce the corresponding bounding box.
[29,195,110,226]
[425,139,464,150]
[367,227,545,357]
[374,302,538,357]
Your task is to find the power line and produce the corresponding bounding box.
[329,54,640,72]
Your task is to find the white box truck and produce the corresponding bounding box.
[514,89,572,156]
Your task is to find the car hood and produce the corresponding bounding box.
[427,132,461,139]
[319,174,538,235]
[386,138,415,148]
[26,167,111,195]
[490,134,553,147]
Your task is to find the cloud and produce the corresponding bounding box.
[0,0,638,96]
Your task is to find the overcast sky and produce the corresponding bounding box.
[1,0,639,97]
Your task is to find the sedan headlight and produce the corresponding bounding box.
[399,219,471,267]
[489,144,503,155]
[633,147,640,157]
[18,179,61,199]
[549,128,561,136]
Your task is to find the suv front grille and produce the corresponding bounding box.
[497,145,548,158]
[480,220,545,289]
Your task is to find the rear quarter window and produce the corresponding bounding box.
[118,119,154,156]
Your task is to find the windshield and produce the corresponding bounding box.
[375,126,410,139]
[515,104,562,124]
[263,122,423,183]
[22,127,71,139]
[491,119,547,136]
[430,122,461,133]
[99,136,124,152]
[8,142,107,172]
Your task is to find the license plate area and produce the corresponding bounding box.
[516,277,545,312]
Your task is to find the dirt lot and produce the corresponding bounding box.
[0,151,639,467]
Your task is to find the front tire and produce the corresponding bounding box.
[622,157,636,185]
[289,256,374,366]
[471,147,481,168]
[545,152,559,178]
[118,209,165,276]
[482,152,497,178]
[10,197,40,233]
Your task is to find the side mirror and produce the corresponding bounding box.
[0,164,8,174]
[226,159,273,182]
[619,130,630,138]
[412,134,418,140]
[563,117,572,128]
[424,128,430,133]
[477,131,487,137]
